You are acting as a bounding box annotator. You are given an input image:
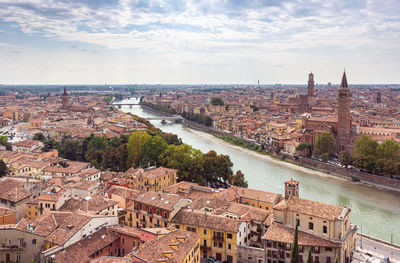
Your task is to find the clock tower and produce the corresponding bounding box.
[337,72,351,152]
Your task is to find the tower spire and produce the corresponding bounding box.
[340,71,348,88]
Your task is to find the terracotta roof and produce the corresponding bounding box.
[16,211,93,238]
[12,140,41,148]
[219,186,281,205]
[133,191,182,211]
[90,257,133,263]
[171,209,241,232]
[263,221,339,247]
[108,225,140,238]
[133,230,200,263]
[52,227,120,263]
[59,195,118,214]
[77,168,101,179]
[274,196,346,221]
[69,181,100,191]
[0,177,31,203]
[137,167,177,180]
[42,161,90,174]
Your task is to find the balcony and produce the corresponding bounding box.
[212,236,224,242]
[200,245,211,250]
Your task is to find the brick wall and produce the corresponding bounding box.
[237,245,265,263]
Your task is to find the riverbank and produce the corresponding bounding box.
[182,119,400,194]
[131,103,400,194]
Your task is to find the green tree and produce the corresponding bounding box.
[32,133,46,142]
[354,135,378,172]
[0,135,8,146]
[314,132,336,158]
[0,160,9,177]
[339,150,353,168]
[141,136,167,167]
[159,144,204,183]
[211,97,224,106]
[290,221,300,263]
[228,170,248,188]
[103,96,112,104]
[296,142,312,157]
[250,105,259,111]
[126,131,151,168]
[306,247,313,263]
[376,140,400,161]
[334,255,339,263]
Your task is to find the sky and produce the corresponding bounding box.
[0,0,399,85]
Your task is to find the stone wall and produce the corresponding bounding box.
[297,157,400,191]
[237,245,265,263]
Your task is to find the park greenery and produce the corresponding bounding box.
[211,97,224,106]
[0,135,12,150]
[250,105,259,112]
[181,111,213,127]
[304,133,400,178]
[313,132,336,161]
[31,114,247,187]
[141,101,177,115]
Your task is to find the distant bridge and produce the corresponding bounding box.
[147,116,184,123]
[114,103,140,108]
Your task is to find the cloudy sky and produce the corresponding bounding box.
[0,0,399,84]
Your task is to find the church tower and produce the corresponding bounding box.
[61,87,69,109]
[285,179,299,200]
[337,72,351,151]
[307,72,314,107]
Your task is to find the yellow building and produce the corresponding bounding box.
[266,122,288,135]
[126,191,190,229]
[26,199,39,220]
[29,119,43,128]
[136,167,177,192]
[265,180,357,263]
[172,209,242,263]
[0,207,16,225]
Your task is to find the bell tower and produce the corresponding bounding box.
[337,72,351,151]
[61,87,69,109]
[307,72,315,108]
[285,179,299,199]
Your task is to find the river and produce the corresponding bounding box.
[117,98,400,244]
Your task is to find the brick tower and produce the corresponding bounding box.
[61,87,69,109]
[307,72,315,108]
[337,72,351,152]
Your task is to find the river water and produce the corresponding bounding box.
[117,98,400,244]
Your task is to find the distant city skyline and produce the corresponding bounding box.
[0,0,400,84]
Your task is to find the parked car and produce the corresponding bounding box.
[206,257,220,263]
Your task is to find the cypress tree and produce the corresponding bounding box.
[306,247,313,263]
[290,221,300,263]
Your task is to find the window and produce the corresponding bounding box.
[227,233,232,239]
[203,229,207,235]
[327,257,331,263]
[204,240,207,246]
[32,239,36,245]
[16,253,21,262]
[296,219,300,226]
[219,242,223,248]
[133,240,135,247]
[309,222,314,230]
[323,226,327,234]
[228,244,231,250]
[122,238,125,244]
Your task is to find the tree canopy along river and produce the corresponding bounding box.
[117,98,400,244]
